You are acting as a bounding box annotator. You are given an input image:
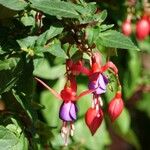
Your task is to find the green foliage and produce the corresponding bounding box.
[0,0,147,149]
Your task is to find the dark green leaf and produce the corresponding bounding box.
[98,30,140,51]
[30,0,79,18]
[35,25,64,46]
[0,0,27,11]
[41,40,68,58]
[0,58,22,94]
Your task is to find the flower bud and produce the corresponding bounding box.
[108,91,124,122]
[136,17,150,40]
[122,19,132,36]
[85,107,103,135]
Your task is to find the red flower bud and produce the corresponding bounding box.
[85,107,103,135]
[108,91,124,122]
[136,17,150,40]
[122,19,132,36]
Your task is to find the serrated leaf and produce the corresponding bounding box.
[35,25,64,46]
[0,0,27,11]
[30,0,79,18]
[42,41,68,58]
[0,125,28,150]
[98,30,140,51]
[17,36,37,49]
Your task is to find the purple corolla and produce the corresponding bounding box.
[59,101,78,122]
[88,73,108,95]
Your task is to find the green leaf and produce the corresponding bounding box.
[0,58,17,71]
[17,36,37,49]
[42,40,68,58]
[112,108,131,134]
[0,0,27,11]
[30,0,79,18]
[35,25,64,46]
[21,15,35,27]
[136,93,150,118]
[98,30,140,51]
[0,125,28,150]
[33,58,65,80]
[123,130,141,150]
[123,51,141,99]
[0,58,22,94]
[73,120,111,150]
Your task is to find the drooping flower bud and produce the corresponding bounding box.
[85,107,103,135]
[121,19,132,36]
[136,17,150,40]
[108,91,124,122]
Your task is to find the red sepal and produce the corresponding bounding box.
[35,77,62,100]
[108,91,124,122]
[76,89,95,101]
[60,87,76,102]
[101,61,118,75]
[85,107,103,135]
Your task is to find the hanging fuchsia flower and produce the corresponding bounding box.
[108,91,124,122]
[84,52,123,134]
[35,75,93,145]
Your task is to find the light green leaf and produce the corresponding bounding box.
[0,0,27,11]
[33,58,65,80]
[17,36,37,49]
[112,108,131,134]
[99,30,140,51]
[0,125,28,150]
[30,0,79,18]
[73,120,111,150]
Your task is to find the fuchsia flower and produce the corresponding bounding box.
[35,51,124,145]
[108,91,124,122]
[35,74,94,145]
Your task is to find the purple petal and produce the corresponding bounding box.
[59,101,77,122]
[88,73,108,95]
